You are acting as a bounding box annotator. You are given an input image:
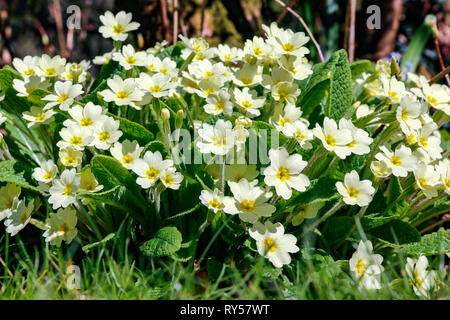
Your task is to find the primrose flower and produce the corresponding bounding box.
[36,54,66,78]
[212,44,243,64]
[90,117,123,150]
[132,151,173,189]
[137,72,178,98]
[187,59,227,81]
[415,122,443,160]
[13,76,50,97]
[370,160,392,178]
[435,158,450,195]
[249,223,299,268]
[48,169,81,209]
[336,170,375,206]
[349,240,384,290]
[378,75,406,103]
[197,119,236,156]
[110,140,143,169]
[232,63,262,87]
[100,75,144,109]
[0,184,21,221]
[57,125,94,151]
[313,117,352,159]
[396,93,424,134]
[414,163,441,199]
[113,44,146,70]
[160,167,184,190]
[243,36,271,61]
[64,102,106,129]
[200,189,225,213]
[179,35,209,54]
[44,207,78,247]
[263,148,310,200]
[22,107,55,128]
[93,51,114,65]
[338,118,373,155]
[273,103,303,134]
[279,55,312,81]
[406,255,436,298]
[59,146,83,167]
[204,89,233,117]
[271,81,300,104]
[79,169,103,193]
[284,120,314,149]
[99,11,140,42]
[33,160,58,184]
[375,145,417,177]
[233,87,265,118]
[12,56,39,77]
[4,199,34,236]
[266,27,309,57]
[223,179,275,223]
[61,60,91,83]
[43,81,83,111]
[411,82,450,115]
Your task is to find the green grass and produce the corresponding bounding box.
[1,233,448,300]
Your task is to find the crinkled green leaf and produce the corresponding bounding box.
[140,226,183,257]
[0,160,43,194]
[397,228,450,257]
[108,113,154,146]
[284,177,339,208]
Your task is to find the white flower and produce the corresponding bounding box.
[63,102,106,128]
[113,44,146,70]
[4,199,34,236]
[179,35,209,54]
[197,119,236,156]
[412,82,450,115]
[57,125,94,150]
[349,240,384,289]
[110,140,143,169]
[212,44,243,64]
[263,148,310,200]
[336,170,375,206]
[33,160,58,183]
[377,75,406,103]
[100,75,144,109]
[36,54,66,77]
[12,56,39,77]
[265,23,309,57]
[356,104,374,119]
[249,224,299,268]
[79,168,103,192]
[284,120,314,149]
[199,189,224,213]
[271,81,300,104]
[13,75,50,97]
[154,57,178,77]
[93,51,114,65]
[160,167,183,190]
[279,55,312,80]
[406,255,436,297]
[223,179,275,223]
[137,72,178,98]
[338,118,373,155]
[232,63,262,87]
[0,111,6,125]
[261,66,293,89]
[48,169,80,209]
[375,145,417,177]
[243,36,271,61]
[90,117,122,150]
[43,207,78,247]
[0,184,21,221]
[370,160,392,178]
[415,122,443,160]
[22,107,55,128]
[43,81,83,111]
[273,103,302,135]
[436,158,450,195]
[396,93,424,134]
[204,89,233,117]
[59,146,83,167]
[62,60,91,83]
[414,163,441,199]
[187,59,227,80]
[132,151,173,189]
[146,40,168,55]
[313,117,352,159]
[193,76,224,98]
[233,87,265,118]
[99,11,140,41]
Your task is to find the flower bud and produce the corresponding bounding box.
[235,116,252,128]
[175,109,184,129]
[161,108,170,120]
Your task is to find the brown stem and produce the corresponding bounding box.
[429,65,450,85]
[160,0,170,42]
[273,0,325,62]
[52,0,68,58]
[275,0,297,24]
[173,0,179,44]
[347,0,356,62]
[434,37,450,86]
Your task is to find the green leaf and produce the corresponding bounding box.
[369,220,420,245]
[387,176,403,205]
[350,59,372,79]
[397,228,450,257]
[89,60,121,92]
[325,49,353,120]
[298,79,329,117]
[27,89,51,108]
[284,177,339,208]
[78,186,131,211]
[0,66,30,114]
[143,140,167,155]
[82,233,115,253]
[108,113,154,146]
[412,196,450,225]
[0,161,43,194]
[140,226,183,257]
[400,22,432,72]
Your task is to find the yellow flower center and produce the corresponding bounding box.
[419,137,428,148]
[445,178,450,189]
[401,109,408,121]
[296,131,305,140]
[80,117,93,126]
[146,167,160,180]
[24,69,35,76]
[224,54,232,61]
[215,101,225,111]
[204,89,214,96]
[195,54,206,61]
[98,131,111,142]
[122,154,134,165]
[325,134,336,147]
[241,77,252,85]
[426,95,437,106]
[45,68,56,76]
[347,187,359,198]
[253,48,263,56]
[65,155,76,165]
[63,184,73,196]
[281,43,295,52]
[390,155,402,166]
[418,178,427,188]
[414,272,423,287]
[162,174,174,186]
[279,118,290,127]
[205,71,215,77]
[43,172,53,180]
[241,101,252,109]
[408,133,417,144]
[209,199,221,209]
[57,93,69,103]
[83,181,96,191]
[113,24,125,34]
[125,56,136,64]
[388,91,399,101]
[212,136,226,147]
[59,223,70,235]
[264,237,278,253]
[276,166,290,182]
[149,85,162,92]
[116,91,129,99]
[70,136,82,146]
[159,68,168,75]
[356,259,366,275]
[240,199,256,213]
[35,113,46,122]
[234,173,244,182]
[347,140,356,148]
